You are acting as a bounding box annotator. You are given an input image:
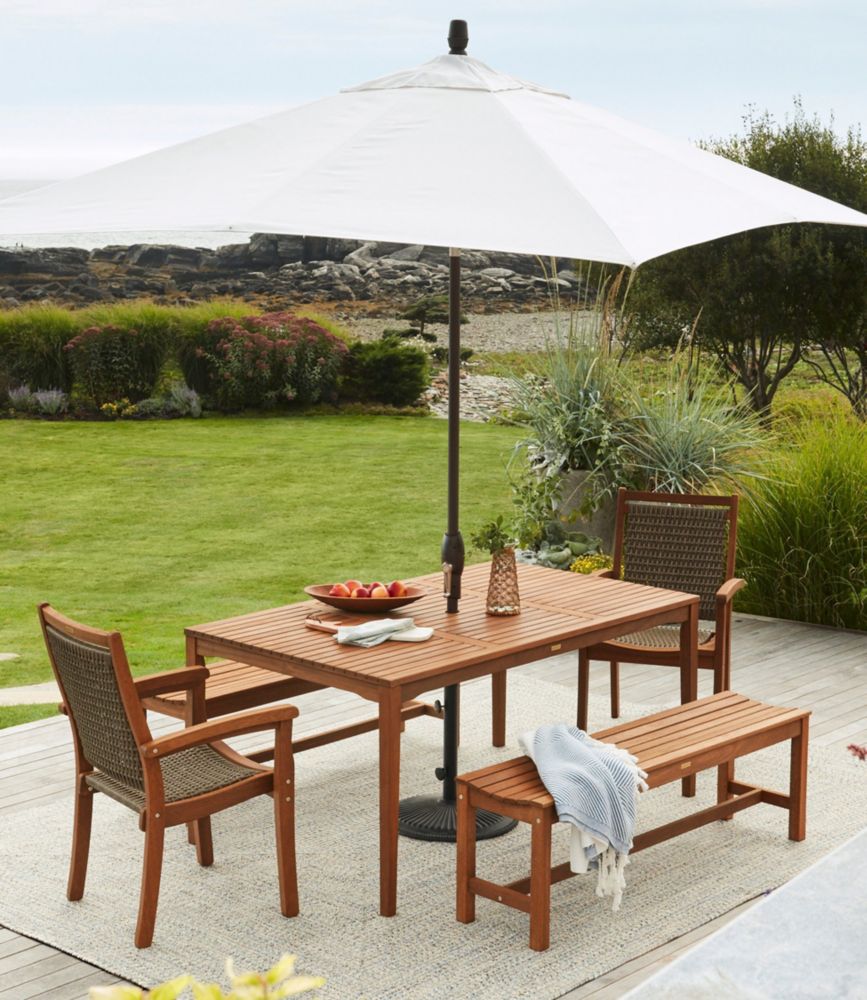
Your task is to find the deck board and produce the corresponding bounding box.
[0,612,864,998]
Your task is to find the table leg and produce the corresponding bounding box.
[680,601,699,798]
[492,671,506,748]
[378,688,403,916]
[186,634,205,667]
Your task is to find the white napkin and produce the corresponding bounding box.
[335,618,433,648]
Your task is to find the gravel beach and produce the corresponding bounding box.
[339,309,566,353]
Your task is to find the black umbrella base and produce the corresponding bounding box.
[398,794,518,842]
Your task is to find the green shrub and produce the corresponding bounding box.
[204,312,348,410]
[65,324,169,405]
[341,339,429,407]
[736,419,867,630]
[0,305,78,392]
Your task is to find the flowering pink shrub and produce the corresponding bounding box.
[203,313,347,410]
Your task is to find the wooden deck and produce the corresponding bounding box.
[1,612,864,999]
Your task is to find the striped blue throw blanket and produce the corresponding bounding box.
[519,724,648,910]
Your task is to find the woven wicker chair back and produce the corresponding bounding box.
[622,501,729,620]
[44,624,144,792]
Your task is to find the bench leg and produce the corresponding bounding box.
[610,661,620,719]
[717,758,735,821]
[789,716,808,841]
[680,604,698,798]
[529,812,552,951]
[492,672,506,748]
[456,784,476,924]
[577,649,590,732]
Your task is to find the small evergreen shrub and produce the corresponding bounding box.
[341,340,429,407]
[65,324,168,405]
[203,312,347,410]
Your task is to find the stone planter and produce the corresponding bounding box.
[557,469,617,553]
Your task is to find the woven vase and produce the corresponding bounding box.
[486,547,521,616]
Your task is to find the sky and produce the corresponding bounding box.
[1,0,865,182]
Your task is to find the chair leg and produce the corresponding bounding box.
[135,816,165,949]
[67,776,93,901]
[492,671,506,748]
[456,784,476,924]
[194,818,213,867]
[610,661,620,719]
[577,649,590,732]
[529,811,552,951]
[274,728,299,918]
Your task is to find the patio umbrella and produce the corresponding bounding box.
[3,20,866,839]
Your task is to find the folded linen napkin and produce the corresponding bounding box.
[519,724,647,911]
[335,618,433,648]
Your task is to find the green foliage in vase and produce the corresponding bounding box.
[471,515,513,554]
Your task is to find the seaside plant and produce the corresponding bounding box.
[32,388,68,416]
[736,417,867,630]
[341,339,429,407]
[623,354,767,494]
[7,384,33,412]
[65,324,169,405]
[203,313,347,410]
[0,305,78,393]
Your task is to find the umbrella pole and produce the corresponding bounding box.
[398,245,516,844]
[442,246,465,614]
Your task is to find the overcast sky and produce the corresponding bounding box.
[2,0,865,180]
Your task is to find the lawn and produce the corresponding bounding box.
[0,414,521,727]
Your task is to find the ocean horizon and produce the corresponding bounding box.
[0,178,252,251]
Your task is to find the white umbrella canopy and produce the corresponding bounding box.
[1,44,866,262]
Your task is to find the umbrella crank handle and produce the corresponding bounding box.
[442,561,453,597]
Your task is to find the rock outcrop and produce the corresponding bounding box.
[0,235,583,310]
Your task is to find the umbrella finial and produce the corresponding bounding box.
[448,19,468,55]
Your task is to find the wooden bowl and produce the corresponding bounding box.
[304,584,427,613]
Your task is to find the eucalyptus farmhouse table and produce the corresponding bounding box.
[185,562,699,916]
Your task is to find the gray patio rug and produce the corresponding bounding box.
[1,674,866,1000]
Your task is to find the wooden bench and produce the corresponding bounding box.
[141,659,440,761]
[456,692,810,951]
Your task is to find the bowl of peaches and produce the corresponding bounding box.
[304,578,426,612]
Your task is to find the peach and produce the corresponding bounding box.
[350,586,371,599]
[344,579,363,592]
[387,580,407,597]
[368,581,385,593]
[329,582,351,597]
[370,585,390,599]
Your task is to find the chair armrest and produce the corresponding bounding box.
[134,665,210,699]
[715,578,746,607]
[141,704,300,758]
[591,568,617,579]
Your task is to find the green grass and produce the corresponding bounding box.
[0,704,59,729]
[0,414,520,695]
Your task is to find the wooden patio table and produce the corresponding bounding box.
[184,562,699,917]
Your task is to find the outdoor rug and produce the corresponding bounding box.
[1,674,866,1000]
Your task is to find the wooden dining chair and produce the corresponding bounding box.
[38,603,299,948]
[577,489,745,731]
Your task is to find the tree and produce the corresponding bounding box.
[400,294,467,340]
[631,102,867,417]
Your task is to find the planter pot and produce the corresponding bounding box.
[486,547,521,616]
[557,469,617,553]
